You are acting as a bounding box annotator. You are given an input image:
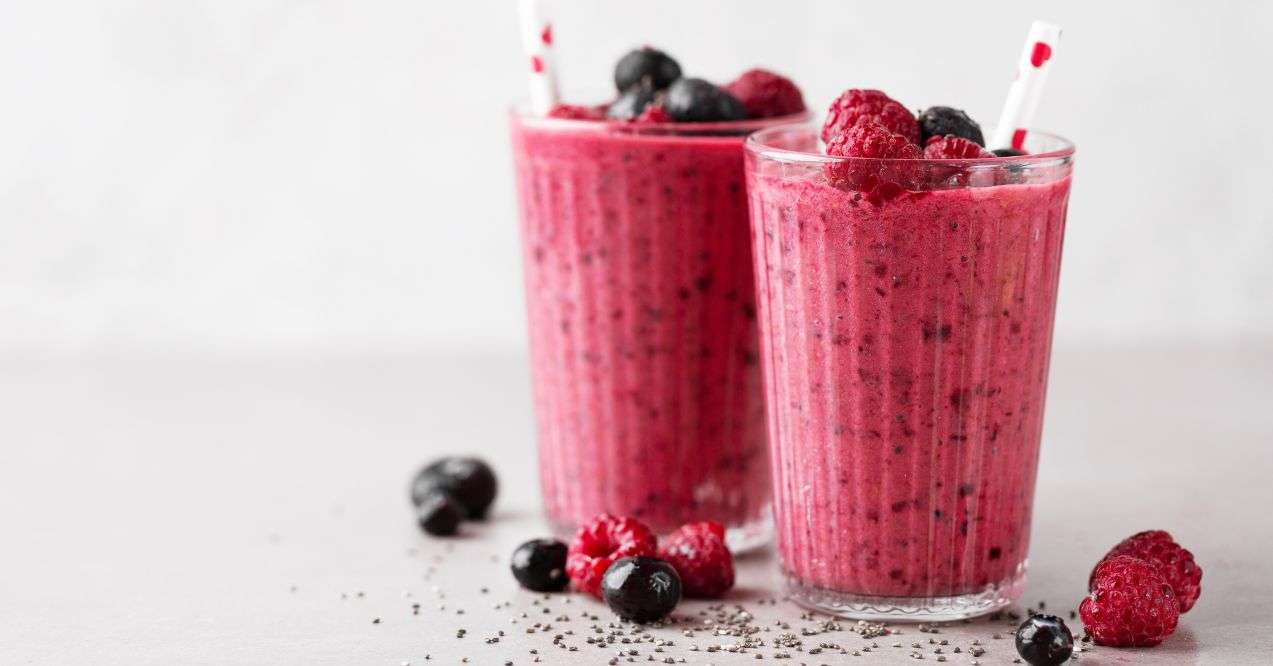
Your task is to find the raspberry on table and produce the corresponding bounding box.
[1091,530,1202,613]
[1080,555,1180,647]
[723,68,806,119]
[923,135,994,159]
[821,88,919,145]
[566,514,657,598]
[823,119,921,194]
[658,521,734,598]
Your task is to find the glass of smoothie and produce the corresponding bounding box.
[745,108,1074,617]
[509,50,809,549]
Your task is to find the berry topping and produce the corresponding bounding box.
[510,538,570,592]
[415,491,463,536]
[410,457,498,519]
[992,147,1027,157]
[614,47,682,92]
[601,556,682,623]
[546,104,607,120]
[918,106,985,146]
[823,119,921,195]
[1080,555,1180,647]
[1015,615,1074,666]
[566,514,658,598]
[723,68,806,118]
[664,78,748,122]
[1091,530,1202,613]
[821,89,919,145]
[634,104,672,123]
[607,82,658,120]
[658,522,734,598]
[923,135,994,159]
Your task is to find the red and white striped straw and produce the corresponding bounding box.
[517,0,559,116]
[990,20,1062,151]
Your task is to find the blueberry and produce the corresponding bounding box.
[614,47,682,92]
[918,106,985,146]
[510,538,569,592]
[1015,615,1074,666]
[664,78,747,123]
[410,457,497,519]
[607,82,658,120]
[601,556,681,623]
[415,491,463,536]
[992,147,1027,157]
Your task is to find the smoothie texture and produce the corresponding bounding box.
[511,118,774,538]
[745,122,1073,613]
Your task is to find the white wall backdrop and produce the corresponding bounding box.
[2,0,1270,355]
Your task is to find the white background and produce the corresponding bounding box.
[2,0,1270,355]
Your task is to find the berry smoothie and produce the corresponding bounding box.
[745,123,1074,618]
[508,50,808,546]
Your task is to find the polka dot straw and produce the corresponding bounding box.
[991,21,1062,151]
[517,0,559,116]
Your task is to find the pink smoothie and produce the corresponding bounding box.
[747,140,1072,603]
[510,116,791,540]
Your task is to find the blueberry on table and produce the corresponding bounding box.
[664,78,747,123]
[416,491,463,536]
[1015,614,1074,666]
[614,47,682,92]
[918,106,986,146]
[410,457,498,519]
[607,82,658,120]
[992,147,1027,157]
[510,538,569,592]
[601,556,681,623]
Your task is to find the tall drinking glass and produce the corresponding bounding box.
[745,124,1074,618]
[510,110,809,549]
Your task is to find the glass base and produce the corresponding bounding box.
[783,564,1026,621]
[548,511,772,554]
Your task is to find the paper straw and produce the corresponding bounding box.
[990,21,1062,151]
[517,0,559,116]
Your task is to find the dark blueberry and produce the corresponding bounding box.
[664,78,747,122]
[410,457,498,519]
[607,82,658,120]
[415,491,462,536]
[1015,614,1074,666]
[614,47,682,92]
[992,147,1027,157]
[918,106,985,146]
[510,538,569,592]
[601,556,681,623]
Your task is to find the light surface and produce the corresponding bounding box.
[3,345,1270,664]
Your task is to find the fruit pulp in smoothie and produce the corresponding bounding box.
[510,117,771,540]
[748,164,1071,600]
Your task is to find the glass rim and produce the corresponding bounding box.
[745,123,1075,169]
[510,101,813,137]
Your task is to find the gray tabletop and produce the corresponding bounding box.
[3,344,1270,665]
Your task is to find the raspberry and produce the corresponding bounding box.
[566,514,657,598]
[821,89,919,145]
[923,135,994,159]
[658,522,734,598]
[723,69,806,119]
[1091,530,1202,613]
[1080,556,1180,647]
[823,119,921,197]
[547,104,607,120]
[633,104,672,124]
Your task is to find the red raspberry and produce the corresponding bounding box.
[922,135,994,159]
[547,104,606,120]
[1080,555,1180,647]
[823,119,921,197]
[658,522,734,598]
[821,89,919,145]
[566,514,657,598]
[1091,530,1202,613]
[723,68,806,119]
[633,104,672,124]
